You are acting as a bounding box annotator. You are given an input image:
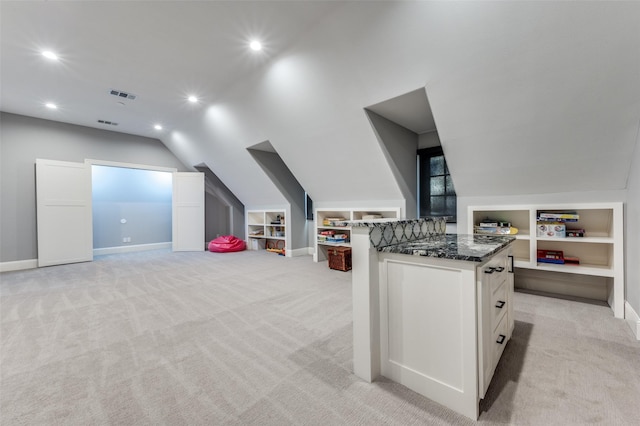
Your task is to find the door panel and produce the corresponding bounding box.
[36,159,93,267]
[172,172,204,251]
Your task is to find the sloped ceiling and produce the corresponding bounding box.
[2,1,639,206]
[366,88,436,135]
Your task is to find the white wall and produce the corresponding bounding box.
[626,129,640,315]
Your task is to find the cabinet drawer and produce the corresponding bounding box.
[491,314,509,369]
[491,280,508,331]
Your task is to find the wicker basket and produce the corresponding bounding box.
[328,247,352,271]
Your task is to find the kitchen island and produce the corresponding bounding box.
[348,218,515,420]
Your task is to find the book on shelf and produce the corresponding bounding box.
[537,249,565,264]
[478,219,511,228]
[538,212,580,220]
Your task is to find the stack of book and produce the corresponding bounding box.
[536,212,581,238]
[323,217,347,227]
[475,219,518,235]
[537,249,565,264]
[537,249,580,265]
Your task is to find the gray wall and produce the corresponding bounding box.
[626,136,640,315]
[198,165,245,240]
[0,112,189,262]
[247,149,307,250]
[204,193,230,241]
[366,110,418,219]
[418,132,441,150]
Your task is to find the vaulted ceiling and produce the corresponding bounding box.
[2,1,639,209]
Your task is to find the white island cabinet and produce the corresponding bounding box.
[349,218,515,420]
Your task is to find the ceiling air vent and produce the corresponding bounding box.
[109,89,136,100]
[97,120,119,126]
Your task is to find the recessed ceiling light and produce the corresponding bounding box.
[45,102,57,109]
[188,95,198,103]
[249,40,262,51]
[42,51,58,60]
[154,124,163,130]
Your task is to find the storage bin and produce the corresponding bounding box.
[328,247,352,271]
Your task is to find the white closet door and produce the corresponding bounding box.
[172,172,204,251]
[36,159,93,267]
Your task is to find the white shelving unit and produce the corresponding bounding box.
[246,210,287,254]
[468,203,624,318]
[314,207,401,263]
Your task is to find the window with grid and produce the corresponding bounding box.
[418,147,456,222]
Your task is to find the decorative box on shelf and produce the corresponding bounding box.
[566,229,585,237]
[328,246,352,271]
[536,223,566,238]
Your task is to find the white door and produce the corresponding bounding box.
[36,159,93,267]
[172,172,204,251]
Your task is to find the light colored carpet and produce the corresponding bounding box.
[1,250,639,425]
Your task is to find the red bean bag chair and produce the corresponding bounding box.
[208,235,246,253]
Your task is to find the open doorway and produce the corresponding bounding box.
[91,164,173,255]
[35,158,204,267]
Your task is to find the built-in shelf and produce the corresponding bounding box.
[246,209,287,253]
[314,207,401,263]
[469,203,623,318]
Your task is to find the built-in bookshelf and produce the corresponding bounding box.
[246,210,286,254]
[468,203,624,318]
[314,208,401,263]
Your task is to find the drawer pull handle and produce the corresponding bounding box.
[508,255,514,273]
[496,334,506,344]
[495,300,506,309]
[495,267,504,272]
[484,267,495,274]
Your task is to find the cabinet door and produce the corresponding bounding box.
[36,159,93,267]
[172,172,204,251]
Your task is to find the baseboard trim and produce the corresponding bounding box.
[287,247,311,257]
[0,259,38,272]
[94,242,172,256]
[625,301,640,340]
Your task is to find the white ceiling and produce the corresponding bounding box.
[0,1,339,138]
[2,1,639,207]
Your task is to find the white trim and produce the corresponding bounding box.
[0,259,38,272]
[85,159,178,173]
[93,242,171,256]
[625,301,640,340]
[287,247,311,257]
[308,247,315,256]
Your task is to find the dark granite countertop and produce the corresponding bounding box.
[378,234,515,262]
